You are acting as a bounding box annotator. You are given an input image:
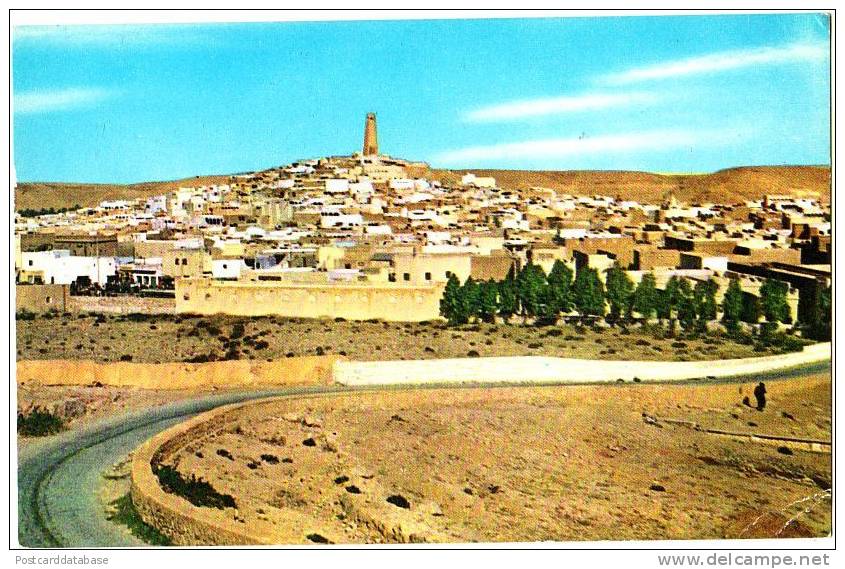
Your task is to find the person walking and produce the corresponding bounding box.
[754,382,767,411]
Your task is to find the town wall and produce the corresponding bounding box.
[16,284,178,314]
[15,284,68,313]
[175,278,443,321]
[66,295,176,314]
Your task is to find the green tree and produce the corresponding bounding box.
[741,293,761,324]
[693,279,719,330]
[516,263,548,318]
[657,275,682,325]
[675,278,693,307]
[722,278,744,331]
[461,277,481,322]
[604,267,635,322]
[664,276,681,313]
[573,267,606,318]
[816,286,832,340]
[546,260,574,315]
[478,279,500,323]
[660,276,692,333]
[678,294,697,333]
[632,272,659,320]
[498,268,518,319]
[656,288,672,322]
[673,278,694,334]
[760,278,791,324]
[439,273,464,325]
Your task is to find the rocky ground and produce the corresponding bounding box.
[16,311,792,364]
[163,374,831,544]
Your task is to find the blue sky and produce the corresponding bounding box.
[12,14,831,183]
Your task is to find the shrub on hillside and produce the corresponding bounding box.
[17,406,65,436]
[126,312,155,322]
[152,463,236,510]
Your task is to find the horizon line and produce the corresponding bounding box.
[13,162,832,188]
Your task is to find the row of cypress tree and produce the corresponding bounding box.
[439,260,814,335]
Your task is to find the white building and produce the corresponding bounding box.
[461,173,497,188]
[20,250,116,286]
[211,259,247,280]
[349,180,374,196]
[325,179,350,194]
[146,195,168,214]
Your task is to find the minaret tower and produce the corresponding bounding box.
[362,112,379,156]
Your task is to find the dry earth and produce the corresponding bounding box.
[429,165,831,205]
[14,175,232,211]
[16,311,790,364]
[163,375,831,544]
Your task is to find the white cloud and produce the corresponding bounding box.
[13,24,213,48]
[434,129,737,165]
[604,42,828,84]
[14,87,120,114]
[465,92,657,122]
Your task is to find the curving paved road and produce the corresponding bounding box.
[17,385,352,548]
[17,361,831,548]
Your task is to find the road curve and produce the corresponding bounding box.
[17,386,352,548]
[17,361,831,548]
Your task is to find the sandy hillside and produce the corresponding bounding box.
[429,165,831,204]
[161,375,831,544]
[14,174,233,211]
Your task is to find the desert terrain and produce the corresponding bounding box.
[427,165,831,204]
[158,375,831,543]
[16,311,795,365]
[14,174,232,211]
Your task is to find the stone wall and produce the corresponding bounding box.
[66,295,176,314]
[16,284,68,313]
[130,400,274,545]
[16,356,338,389]
[176,278,443,321]
[333,342,831,386]
[16,285,177,315]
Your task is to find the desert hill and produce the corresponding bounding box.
[14,174,233,212]
[428,165,831,205]
[14,165,829,212]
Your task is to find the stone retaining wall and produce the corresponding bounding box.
[16,356,339,389]
[334,342,831,386]
[130,400,274,545]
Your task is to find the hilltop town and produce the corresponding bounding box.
[15,114,831,343]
